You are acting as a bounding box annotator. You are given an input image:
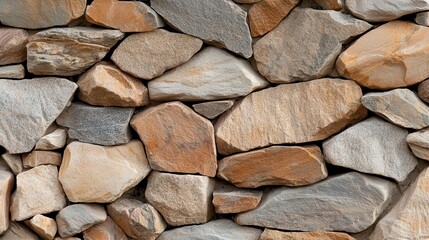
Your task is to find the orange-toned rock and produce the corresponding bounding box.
[25,214,57,240]
[212,182,262,214]
[0,27,28,65]
[313,0,343,10]
[0,169,14,235]
[260,228,355,240]
[83,217,127,240]
[23,151,62,168]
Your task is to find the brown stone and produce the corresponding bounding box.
[83,217,127,240]
[23,151,62,168]
[192,100,235,119]
[418,79,429,104]
[212,182,262,214]
[0,169,14,235]
[25,214,57,240]
[313,0,343,10]
[260,228,355,240]
[0,27,28,65]
[0,221,39,240]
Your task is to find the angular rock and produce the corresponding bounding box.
[27,27,124,76]
[260,228,355,240]
[215,78,366,155]
[56,103,134,146]
[35,128,67,151]
[59,140,151,203]
[192,100,235,119]
[0,65,25,79]
[254,8,371,83]
[218,145,327,188]
[0,27,28,65]
[0,169,13,235]
[212,182,262,214]
[418,79,429,103]
[83,217,127,240]
[149,47,269,101]
[145,171,215,226]
[152,0,253,58]
[236,172,398,232]
[416,11,429,26]
[0,222,39,240]
[112,30,202,80]
[25,214,57,240]
[131,102,217,177]
[313,0,344,10]
[0,78,77,154]
[0,153,22,175]
[407,129,429,161]
[10,165,67,221]
[23,151,62,168]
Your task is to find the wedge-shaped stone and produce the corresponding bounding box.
[0,28,28,65]
[215,78,366,155]
[0,65,25,79]
[23,151,62,168]
[0,169,13,235]
[192,100,235,119]
[407,129,429,161]
[1,153,22,175]
[236,172,397,232]
[0,222,39,240]
[260,228,355,240]
[213,182,262,214]
[25,214,57,240]
[35,129,67,151]
[83,217,127,240]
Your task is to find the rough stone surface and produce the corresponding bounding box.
[0,169,13,235]
[83,217,127,240]
[192,100,235,119]
[234,0,262,3]
[27,27,124,76]
[260,229,355,240]
[0,27,28,65]
[1,153,22,175]
[215,78,366,155]
[212,182,262,214]
[235,172,398,233]
[145,171,215,226]
[152,0,253,58]
[23,151,62,168]
[418,79,429,103]
[131,102,217,177]
[0,222,39,240]
[25,214,57,240]
[416,11,429,26]
[59,140,151,203]
[254,8,371,83]
[0,65,25,79]
[35,128,67,151]
[313,0,343,10]
[407,129,429,161]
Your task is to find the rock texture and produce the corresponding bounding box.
[416,11,429,26]
[35,129,67,151]
[83,217,127,240]
[23,151,62,168]
[0,65,25,79]
[25,214,57,240]
[260,229,355,240]
[1,154,22,175]
[0,28,27,65]
[192,100,235,119]
[313,0,343,10]
[212,183,262,214]
[0,222,39,240]
[407,129,429,161]
[0,169,13,234]
[418,79,429,103]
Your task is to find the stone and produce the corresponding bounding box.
[107,198,167,240]
[0,222,39,240]
[313,0,344,10]
[27,27,124,76]
[323,117,418,182]
[418,79,429,103]
[56,103,134,146]
[86,0,164,32]
[407,129,429,161]
[10,165,67,221]
[212,182,262,214]
[234,0,262,3]
[416,11,429,26]
[25,214,57,240]
[254,8,371,83]
[215,78,366,155]
[260,229,355,240]
[0,169,13,235]
[56,204,107,238]
[23,151,62,168]
[83,217,127,240]
[0,153,22,175]
[111,30,203,80]
[218,145,327,188]
[131,102,217,177]
[35,128,67,151]
[361,89,429,129]
[0,27,28,65]
[0,78,77,154]
[192,100,235,119]
[148,47,269,101]
[236,172,397,233]
[145,171,215,226]
[152,0,253,58]
[0,65,25,79]
[59,140,151,203]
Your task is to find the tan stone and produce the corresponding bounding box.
[0,221,39,240]
[0,27,28,65]
[0,64,25,79]
[35,128,67,151]
[313,0,343,10]
[192,100,235,119]
[1,153,22,175]
[25,214,57,240]
[407,129,429,161]
[0,169,14,235]
[260,228,355,240]
[213,182,262,214]
[23,151,62,168]
[83,217,127,240]
[234,0,262,3]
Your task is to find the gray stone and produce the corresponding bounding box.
[192,100,235,119]
[0,169,13,235]
[234,0,262,3]
[0,27,28,65]
[235,172,398,233]
[0,65,25,79]
[0,153,22,175]
[35,128,67,151]
[407,129,429,161]
[416,11,429,26]
[0,221,39,240]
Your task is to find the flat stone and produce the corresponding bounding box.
[235,172,398,233]
[234,0,262,3]
[148,47,269,101]
[77,62,149,107]
[323,117,418,182]
[0,65,25,79]
[86,0,164,32]
[418,79,429,103]
[0,78,77,154]
[59,140,151,203]
[35,128,67,151]
[337,21,429,90]
[23,151,62,168]
[83,217,127,240]
[260,229,355,240]
[56,103,134,146]
[25,214,57,240]
[131,102,217,177]
[27,27,124,76]
[0,27,28,65]
[212,182,262,214]
[152,0,252,58]
[56,204,107,238]
[10,165,67,221]
[254,8,371,83]
[215,78,366,155]
[218,145,327,188]
[313,0,344,10]
[192,100,235,119]
[407,129,429,161]
[145,171,215,226]
[107,198,167,240]
[111,30,202,80]
[0,222,39,240]
[0,153,22,175]
[0,169,13,235]
[416,11,429,26]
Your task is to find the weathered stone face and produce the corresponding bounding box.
[83,217,127,240]
[0,169,14,235]
[0,27,28,65]
[259,228,355,240]
[25,214,57,240]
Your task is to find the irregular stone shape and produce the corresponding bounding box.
[323,117,418,182]
[25,214,57,240]
[59,140,150,203]
[313,0,343,10]
[192,100,235,119]
[35,128,67,151]
[212,182,262,214]
[112,30,202,80]
[235,172,397,232]
[234,0,262,3]
[0,153,22,175]
[86,0,164,32]
[0,65,25,79]
[10,165,67,221]
[361,89,429,129]
[0,169,13,235]
[145,171,215,226]
[56,103,134,146]
[0,78,77,154]
[83,217,127,240]
[418,79,429,103]
[215,78,366,155]
[23,151,62,168]
[218,145,327,188]
[254,8,371,83]
[260,228,355,240]
[416,11,429,26]
[0,27,28,65]
[406,129,429,161]
[152,0,252,58]
[149,47,269,101]
[57,204,107,238]
[0,221,39,240]
[27,27,124,76]
[107,198,167,240]
[158,219,262,240]
[337,21,429,90]
[131,102,217,177]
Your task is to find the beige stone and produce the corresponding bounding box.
[407,129,429,161]
[260,228,355,240]
[192,100,235,119]
[83,217,127,240]
[0,27,28,65]
[23,151,62,168]
[213,182,262,214]
[35,128,67,151]
[0,169,14,235]
[0,221,39,240]
[0,153,22,175]
[313,0,343,10]
[234,0,262,3]
[0,64,25,79]
[25,214,57,240]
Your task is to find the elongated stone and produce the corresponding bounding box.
[23,151,62,168]
[83,217,127,240]
[213,182,262,214]
[407,129,429,161]
[25,214,57,240]
[0,222,39,240]
[192,100,235,119]
[0,27,28,65]
[0,65,25,79]
[260,228,355,240]
[0,169,13,235]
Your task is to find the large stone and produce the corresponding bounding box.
[56,103,134,146]
[145,171,215,226]
[111,30,202,80]
[235,172,398,232]
[152,0,252,58]
[25,214,57,240]
[0,222,39,240]
[218,145,327,188]
[131,102,217,177]
[0,27,28,65]
[35,128,67,151]
[0,78,77,154]
[254,8,371,83]
[192,100,235,119]
[59,140,151,203]
[212,182,262,214]
[215,78,366,155]
[407,129,429,161]
[148,47,269,101]
[10,165,67,221]
[0,169,13,234]
[83,217,127,240]
[323,117,418,182]
[23,151,62,168]
[0,65,25,79]
[1,153,22,175]
[27,27,124,76]
[260,229,355,240]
